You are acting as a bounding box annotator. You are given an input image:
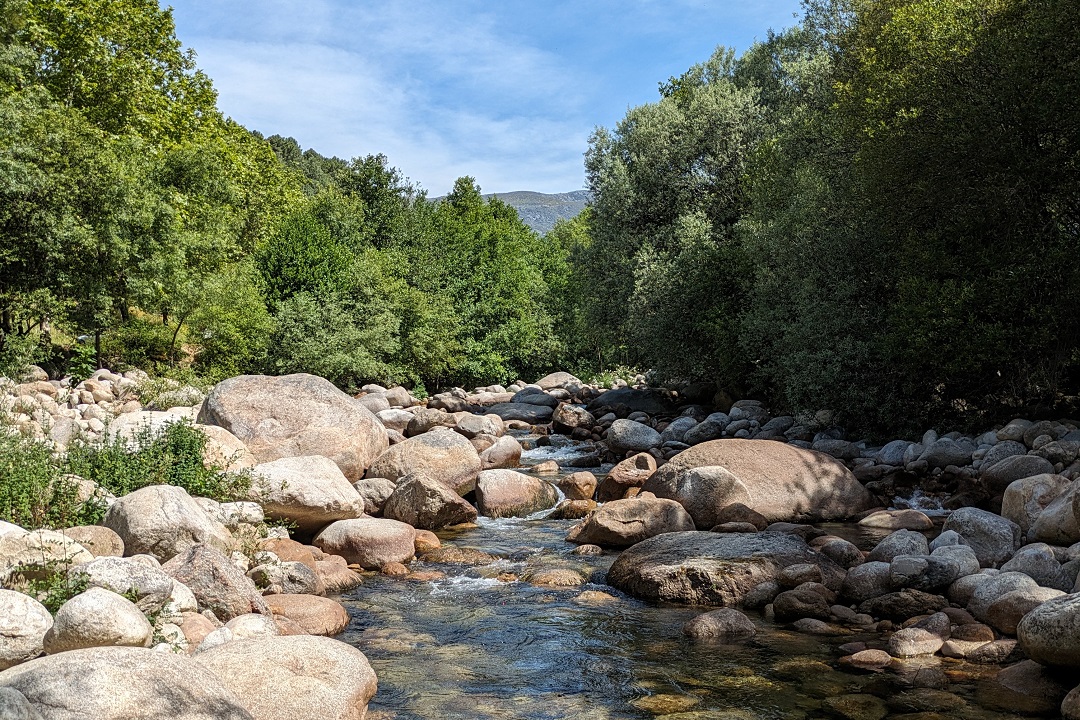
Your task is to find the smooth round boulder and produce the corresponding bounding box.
[69,556,176,613]
[566,496,695,548]
[42,588,153,653]
[858,509,934,531]
[1002,474,1071,536]
[59,526,124,558]
[981,454,1055,495]
[0,590,51,671]
[313,518,415,570]
[266,594,349,636]
[194,635,377,720]
[607,419,662,453]
[475,470,559,518]
[985,586,1065,635]
[1029,481,1080,545]
[103,485,231,563]
[198,373,388,481]
[682,608,757,640]
[642,439,875,522]
[249,456,364,533]
[224,613,280,640]
[867,529,930,563]
[0,646,252,719]
[162,544,270,621]
[365,427,481,496]
[197,424,258,472]
[597,453,657,502]
[941,507,1021,568]
[967,571,1040,621]
[0,530,94,584]
[1017,593,1080,667]
[479,435,523,470]
[557,472,597,501]
[664,466,753,531]
[381,472,478,529]
[607,530,842,606]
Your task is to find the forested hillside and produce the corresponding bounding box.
[1,0,1077,435]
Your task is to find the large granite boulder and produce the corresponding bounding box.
[381,472,478,529]
[664,466,753,530]
[942,507,1021,567]
[0,646,253,719]
[42,588,153,653]
[607,530,842,606]
[566,496,694,548]
[1029,481,1080,545]
[162,544,270,621]
[365,428,481,496]
[194,635,377,720]
[0,590,51,671]
[68,556,176,613]
[198,374,387,481]
[249,456,364,533]
[1002,474,1071,536]
[103,485,230,563]
[475,470,559,518]
[0,530,94,584]
[981,455,1055,495]
[313,518,415,570]
[606,419,662,453]
[1017,593,1080,668]
[641,439,875,522]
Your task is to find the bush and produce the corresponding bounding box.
[65,419,252,503]
[0,430,100,528]
[100,318,175,374]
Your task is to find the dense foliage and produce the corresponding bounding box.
[578,0,1080,434]
[0,0,571,392]
[1,0,1076,434]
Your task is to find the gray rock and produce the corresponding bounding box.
[485,402,554,424]
[352,476,396,515]
[998,419,1033,443]
[586,387,676,416]
[0,687,41,720]
[947,571,998,606]
[535,372,583,390]
[665,466,752,530]
[812,439,861,461]
[607,419,662,453]
[1000,543,1073,591]
[979,440,1028,470]
[0,646,252,719]
[476,470,559,519]
[162,544,270,622]
[684,414,727,445]
[1017,593,1080,667]
[930,544,981,578]
[918,438,974,469]
[366,427,482,496]
[193,634,377,720]
[103,485,231,563]
[607,530,842,606]
[198,373,387,481]
[930,529,962,551]
[1033,440,1080,466]
[382,472,478,529]
[1029,481,1080,545]
[982,455,1055,495]
[840,561,892,602]
[889,554,960,591]
[250,455,364,534]
[660,417,698,444]
[1024,420,1065,448]
[877,440,912,466]
[0,590,51,671]
[566,496,694,548]
[682,608,757,639]
[478,435,523,470]
[247,561,320,596]
[967,571,1039,621]
[867,529,930,563]
[69,556,175,613]
[313,518,415,570]
[985,586,1065,635]
[942,507,1021,567]
[1002,474,1071,536]
[42,587,153,653]
[551,404,595,434]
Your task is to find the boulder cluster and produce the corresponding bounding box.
[4,364,1080,717]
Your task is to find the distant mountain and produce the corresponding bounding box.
[432,190,590,235]
[486,190,590,235]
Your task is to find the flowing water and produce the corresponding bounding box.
[338,439,1048,719]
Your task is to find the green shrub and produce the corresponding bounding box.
[0,332,46,381]
[0,430,100,528]
[100,318,175,374]
[19,562,89,615]
[65,419,252,503]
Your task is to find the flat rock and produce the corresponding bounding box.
[606,530,842,605]
[0,646,253,719]
[194,635,376,720]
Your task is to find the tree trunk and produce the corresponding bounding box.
[94,330,102,369]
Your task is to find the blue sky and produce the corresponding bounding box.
[165,1,804,195]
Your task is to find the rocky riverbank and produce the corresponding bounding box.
[1,367,1079,718]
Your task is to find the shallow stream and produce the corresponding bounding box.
[338,442,1045,720]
